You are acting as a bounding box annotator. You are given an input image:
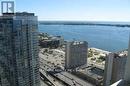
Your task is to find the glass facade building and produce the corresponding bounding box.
[0,12,40,86]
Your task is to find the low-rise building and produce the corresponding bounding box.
[39,34,64,48]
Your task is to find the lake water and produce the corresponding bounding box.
[39,24,130,52]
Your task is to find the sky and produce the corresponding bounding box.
[1,0,130,21]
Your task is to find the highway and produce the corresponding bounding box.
[40,58,66,86]
[39,58,93,86]
[39,51,94,86]
[40,79,48,86]
[40,68,65,86]
[54,72,93,86]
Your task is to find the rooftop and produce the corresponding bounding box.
[71,41,87,45]
[2,12,34,16]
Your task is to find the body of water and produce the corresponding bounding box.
[39,23,130,52]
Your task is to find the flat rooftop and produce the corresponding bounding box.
[1,12,34,16]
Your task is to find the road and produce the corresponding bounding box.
[40,79,48,86]
[54,72,93,86]
[39,50,94,86]
[40,68,65,86]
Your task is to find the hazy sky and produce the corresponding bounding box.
[4,0,130,21]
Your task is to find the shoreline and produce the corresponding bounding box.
[39,21,130,28]
[39,32,127,53]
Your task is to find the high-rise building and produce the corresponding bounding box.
[103,53,127,86]
[65,41,88,70]
[110,39,130,86]
[124,39,130,82]
[0,1,40,86]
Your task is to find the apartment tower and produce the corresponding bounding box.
[0,1,40,86]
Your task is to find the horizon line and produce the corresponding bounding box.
[38,20,130,23]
